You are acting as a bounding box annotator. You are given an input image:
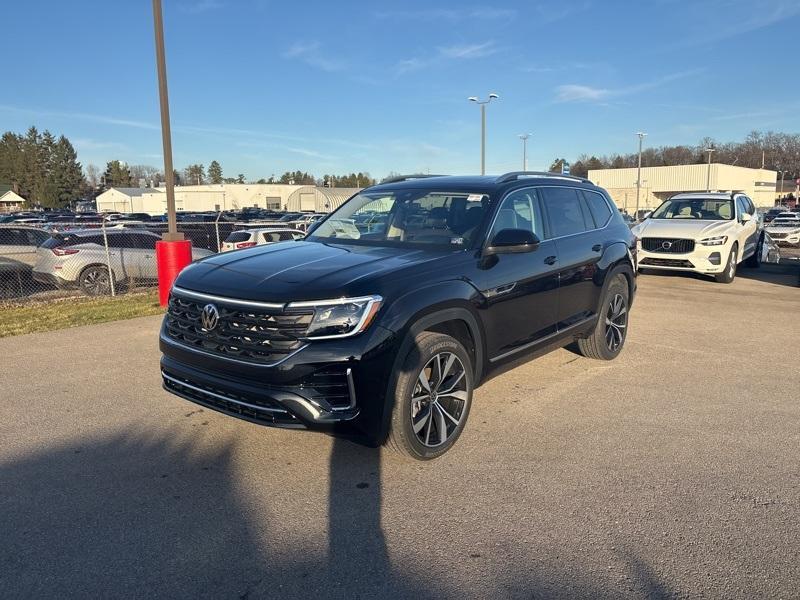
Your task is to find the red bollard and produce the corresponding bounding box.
[156,239,193,307]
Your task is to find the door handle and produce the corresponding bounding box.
[544,255,557,265]
[592,244,603,252]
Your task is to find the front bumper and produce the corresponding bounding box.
[159,321,398,438]
[637,245,729,274]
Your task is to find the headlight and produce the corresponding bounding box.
[698,235,728,246]
[288,295,383,339]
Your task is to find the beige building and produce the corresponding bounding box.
[588,164,778,212]
[96,184,362,215]
[0,190,26,212]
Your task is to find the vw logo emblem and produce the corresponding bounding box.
[200,303,219,331]
[661,241,673,250]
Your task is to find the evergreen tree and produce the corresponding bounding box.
[102,160,133,190]
[208,160,223,184]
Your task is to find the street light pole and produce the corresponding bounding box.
[518,133,531,171]
[635,132,647,219]
[152,0,192,308]
[705,147,716,192]
[468,93,499,175]
[152,0,181,241]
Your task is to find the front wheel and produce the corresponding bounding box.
[715,245,737,283]
[386,332,473,460]
[576,273,630,360]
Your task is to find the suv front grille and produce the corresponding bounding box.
[641,238,695,254]
[165,293,313,364]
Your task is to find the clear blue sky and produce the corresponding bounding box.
[2,0,798,179]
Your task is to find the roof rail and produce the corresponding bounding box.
[495,171,590,184]
[379,174,448,184]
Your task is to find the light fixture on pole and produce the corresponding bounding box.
[705,147,716,192]
[468,93,499,175]
[518,133,532,171]
[635,132,647,219]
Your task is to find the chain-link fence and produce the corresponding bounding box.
[0,216,299,304]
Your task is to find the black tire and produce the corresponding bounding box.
[576,272,630,361]
[79,265,114,296]
[386,331,473,461]
[744,234,763,268]
[715,244,738,283]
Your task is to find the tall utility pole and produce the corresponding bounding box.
[777,169,787,197]
[152,0,181,241]
[518,133,532,171]
[705,147,716,192]
[468,93,499,175]
[635,132,647,219]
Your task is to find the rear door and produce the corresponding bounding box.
[540,187,604,329]
[479,187,560,360]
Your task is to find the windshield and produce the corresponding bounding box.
[651,198,734,221]
[308,189,489,248]
[771,219,799,226]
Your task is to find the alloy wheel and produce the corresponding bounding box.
[410,352,468,448]
[84,268,111,295]
[604,293,627,352]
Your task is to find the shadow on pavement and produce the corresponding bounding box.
[0,430,676,598]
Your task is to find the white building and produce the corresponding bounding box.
[588,164,778,212]
[95,184,361,215]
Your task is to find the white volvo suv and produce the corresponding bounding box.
[631,192,761,283]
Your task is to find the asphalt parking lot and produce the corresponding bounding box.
[1,265,798,599]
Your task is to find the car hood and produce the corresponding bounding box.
[174,240,464,302]
[632,219,736,239]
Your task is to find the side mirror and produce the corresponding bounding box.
[485,228,540,255]
[741,212,752,223]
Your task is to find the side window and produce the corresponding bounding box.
[735,196,748,220]
[133,234,157,249]
[582,191,613,228]
[489,188,544,240]
[0,230,12,245]
[279,231,298,241]
[3,229,27,245]
[263,232,280,243]
[540,187,589,238]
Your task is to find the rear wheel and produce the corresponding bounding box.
[715,244,737,283]
[386,332,473,460]
[576,273,630,360]
[79,265,114,296]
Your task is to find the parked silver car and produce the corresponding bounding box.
[0,224,51,275]
[33,229,211,295]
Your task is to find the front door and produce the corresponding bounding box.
[736,195,759,258]
[479,187,560,360]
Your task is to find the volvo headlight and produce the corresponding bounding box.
[699,235,728,246]
[289,295,383,339]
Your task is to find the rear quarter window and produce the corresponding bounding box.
[582,191,613,228]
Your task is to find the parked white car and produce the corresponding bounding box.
[0,224,51,275]
[766,214,800,246]
[33,229,211,295]
[631,192,762,283]
[221,227,304,252]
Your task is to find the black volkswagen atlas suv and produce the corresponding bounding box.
[160,172,637,460]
